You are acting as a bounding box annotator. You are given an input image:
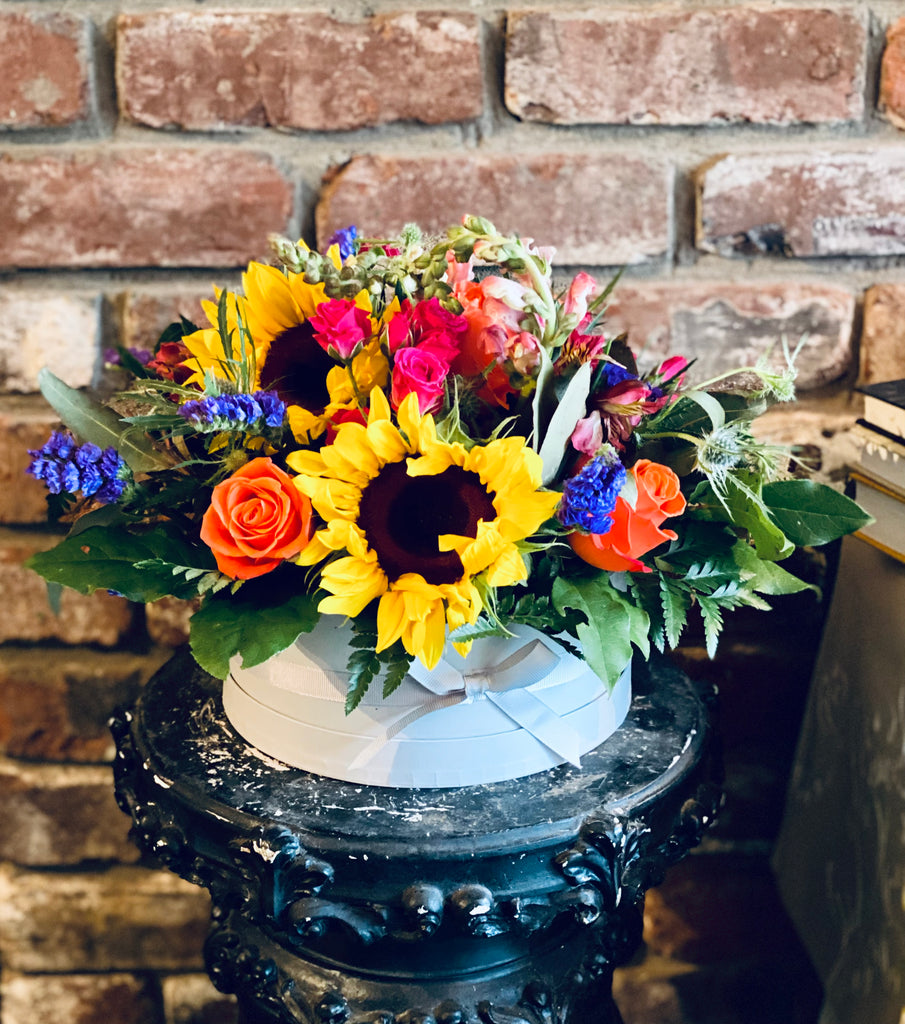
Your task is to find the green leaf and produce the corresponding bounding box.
[679,389,726,432]
[644,392,752,438]
[761,480,873,547]
[552,575,648,688]
[659,577,689,648]
[447,618,511,642]
[381,645,414,700]
[25,524,204,602]
[537,360,592,485]
[345,649,380,713]
[37,369,171,474]
[731,540,819,596]
[189,587,320,680]
[691,478,794,562]
[696,596,724,658]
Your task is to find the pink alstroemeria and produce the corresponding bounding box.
[570,412,604,457]
[657,355,688,382]
[309,299,372,360]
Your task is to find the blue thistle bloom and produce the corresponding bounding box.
[28,431,129,504]
[177,391,286,433]
[558,449,627,534]
[326,225,358,262]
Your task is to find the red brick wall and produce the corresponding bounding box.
[2,4,904,1022]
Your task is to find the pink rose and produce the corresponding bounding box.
[390,346,450,414]
[309,299,372,360]
[385,299,465,362]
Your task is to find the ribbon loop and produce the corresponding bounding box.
[347,636,588,772]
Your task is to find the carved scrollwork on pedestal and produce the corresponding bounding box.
[205,905,307,1020]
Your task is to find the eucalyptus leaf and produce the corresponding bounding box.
[531,345,555,450]
[537,360,592,485]
[762,480,873,547]
[679,389,726,432]
[37,369,171,474]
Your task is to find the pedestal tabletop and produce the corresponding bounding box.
[112,650,719,1024]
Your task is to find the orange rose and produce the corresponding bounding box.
[200,457,314,580]
[570,459,686,572]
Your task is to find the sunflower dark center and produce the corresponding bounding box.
[358,462,497,585]
[258,323,335,413]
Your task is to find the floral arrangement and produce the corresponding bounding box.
[26,216,868,710]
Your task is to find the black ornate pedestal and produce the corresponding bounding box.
[111,651,719,1024]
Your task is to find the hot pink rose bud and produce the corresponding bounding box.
[309,299,372,360]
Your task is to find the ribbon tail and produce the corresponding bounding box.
[489,689,584,767]
[346,692,462,772]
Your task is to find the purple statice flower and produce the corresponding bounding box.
[28,431,129,504]
[325,225,358,262]
[558,447,627,534]
[177,391,287,432]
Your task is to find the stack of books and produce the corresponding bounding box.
[850,378,905,563]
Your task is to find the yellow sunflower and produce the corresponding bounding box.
[182,251,389,442]
[287,388,560,669]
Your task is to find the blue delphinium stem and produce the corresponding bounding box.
[557,446,627,534]
[177,391,286,433]
[28,431,130,503]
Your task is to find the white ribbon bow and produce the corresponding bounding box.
[347,638,586,772]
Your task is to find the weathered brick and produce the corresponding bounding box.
[0,290,100,392]
[163,974,238,1024]
[506,7,865,126]
[1,972,160,1024]
[0,529,133,645]
[860,284,905,384]
[0,648,157,762]
[880,17,905,130]
[0,758,138,865]
[696,149,905,258]
[0,396,62,523]
[117,290,213,353]
[0,863,209,972]
[117,11,482,131]
[0,150,293,269]
[643,853,806,964]
[317,154,672,265]
[146,597,196,648]
[0,12,91,129]
[604,281,855,390]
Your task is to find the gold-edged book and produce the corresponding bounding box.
[849,468,905,565]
